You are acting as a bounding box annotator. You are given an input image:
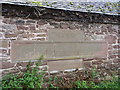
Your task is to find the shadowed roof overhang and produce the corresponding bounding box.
[1,2,120,25]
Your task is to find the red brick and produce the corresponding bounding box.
[108,55,117,59]
[37,38,46,41]
[0,62,15,69]
[118,54,120,58]
[83,58,94,61]
[26,20,36,25]
[92,60,103,65]
[15,30,24,34]
[118,39,120,43]
[9,69,19,73]
[108,50,118,55]
[95,32,104,35]
[105,35,117,44]
[113,59,119,63]
[29,25,36,30]
[16,62,34,67]
[60,23,69,29]
[113,45,120,49]
[97,65,105,69]
[21,34,28,38]
[28,34,35,38]
[5,34,17,38]
[36,34,46,37]
[0,49,7,54]
[37,21,47,25]
[33,30,47,33]
[17,25,28,30]
[83,61,92,68]
[2,18,11,24]
[108,45,113,50]
[15,20,25,25]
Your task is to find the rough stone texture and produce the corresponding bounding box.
[16,62,34,67]
[0,61,15,69]
[0,40,8,48]
[0,3,119,77]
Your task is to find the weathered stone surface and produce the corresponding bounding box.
[36,34,46,37]
[118,39,120,43]
[54,42,107,58]
[83,61,92,68]
[0,49,7,54]
[0,61,15,69]
[48,29,85,42]
[2,18,11,24]
[11,40,107,61]
[26,20,36,25]
[17,25,28,30]
[105,35,117,44]
[0,40,8,48]
[92,35,105,40]
[60,23,69,29]
[5,34,17,38]
[36,38,46,41]
[47,59,83,71]
[37,20,47,25]
[29,25,36,30]
[0,33,3,38]
[92,60,103,65]
[11,41,54,61]
[32,30,47,33]
[113,45,120,49]
[2,24,17,31]
[15,20,25,25]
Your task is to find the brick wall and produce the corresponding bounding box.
[0,3,119,77]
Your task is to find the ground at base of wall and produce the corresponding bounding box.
[1,67,119,88]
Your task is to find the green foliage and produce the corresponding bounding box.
[69,2,74,5]
[1,57,45,88]
[91,68,99,79]
[75,76,119,88]
[75,81,89,88]
[1,58,119,89]
[48,76,59,88]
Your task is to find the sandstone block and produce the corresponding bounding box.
[47,59,83,71]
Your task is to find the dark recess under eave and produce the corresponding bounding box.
[1,3,120,24]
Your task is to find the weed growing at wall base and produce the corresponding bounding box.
[0,59,119,89]
[1,57,45,88]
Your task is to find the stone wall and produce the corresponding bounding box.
[0,3,119,77]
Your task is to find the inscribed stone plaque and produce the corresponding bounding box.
[48,29,85,41]
[54,42,107,58]
[11,41,54,61]
[11,40,107,61]
[47,59,83,71]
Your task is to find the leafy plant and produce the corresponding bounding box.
[1,56,45,88]
[75,76,119,88]
[1,58,119,89]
